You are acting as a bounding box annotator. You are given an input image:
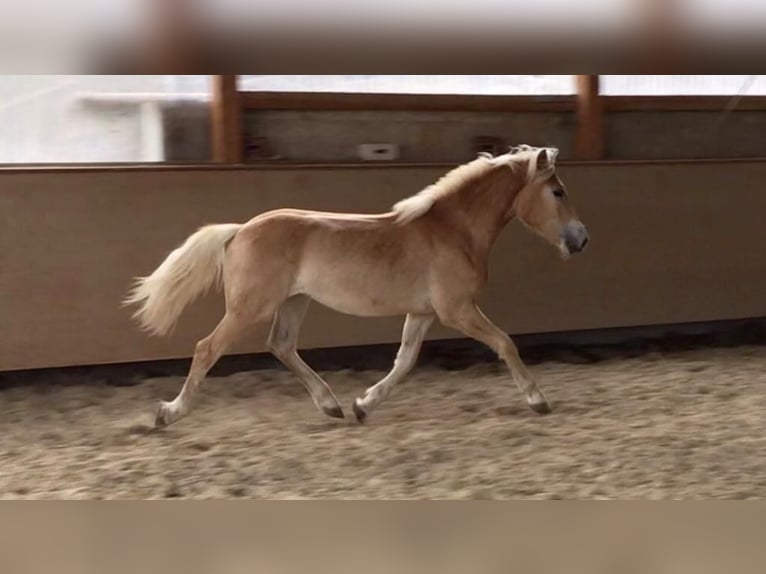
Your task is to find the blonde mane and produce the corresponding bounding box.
[391,145,558,224]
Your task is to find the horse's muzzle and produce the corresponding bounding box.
[563,221,589,254]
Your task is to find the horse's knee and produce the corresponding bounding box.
[499,336,521,358]
[267,337,293,361]
[194,338,213,363]
[392,347,418,374]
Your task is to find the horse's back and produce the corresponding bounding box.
[247,207,394,227]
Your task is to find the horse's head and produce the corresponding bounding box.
[512,146,589,258]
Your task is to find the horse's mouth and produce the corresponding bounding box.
[558,241,571,260]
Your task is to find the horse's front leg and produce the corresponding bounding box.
[438,302,551,414]
[352,313,434,423]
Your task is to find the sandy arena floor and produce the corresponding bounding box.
[1,343,764,499]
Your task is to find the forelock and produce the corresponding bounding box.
[491,145,559,181]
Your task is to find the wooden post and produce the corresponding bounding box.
[211,75,243,163]
[574,75,604,160]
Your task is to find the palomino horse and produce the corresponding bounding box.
[125,145,589,427]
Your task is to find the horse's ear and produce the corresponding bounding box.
[535,149,550,171]
[533,148,559,179]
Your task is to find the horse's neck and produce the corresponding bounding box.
[447,170,522,256]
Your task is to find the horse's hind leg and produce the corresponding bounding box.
[155,311,252,427]
[268,295,344,419]
[352,313,434,423]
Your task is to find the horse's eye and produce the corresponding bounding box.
[552,189,566,199]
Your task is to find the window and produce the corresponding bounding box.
[0,75,210,164]
[238,75,575,96]
[601,75,766,96]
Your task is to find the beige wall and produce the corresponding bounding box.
[2,161,766,371]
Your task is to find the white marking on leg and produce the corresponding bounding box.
[356,313,434,417]
[157,312,248,427]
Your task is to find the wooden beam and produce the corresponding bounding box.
[604,95,766,112]
[241,89,766,113]
[211,75,243,163]
[241,91,577,112]
[575,75,605,160]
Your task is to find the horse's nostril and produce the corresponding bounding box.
[581,236,589,249]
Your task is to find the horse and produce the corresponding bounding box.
[125,145,589,427]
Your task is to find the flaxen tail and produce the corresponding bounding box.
[124,223,242,336]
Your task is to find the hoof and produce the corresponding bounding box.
[322,404,345,420]
[155,409,168,428]
[529,400,552,415]
[154,402,172,428]
[352,399,367,424]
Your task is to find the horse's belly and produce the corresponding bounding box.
[294,267,431,317]
[308,290,431,317]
